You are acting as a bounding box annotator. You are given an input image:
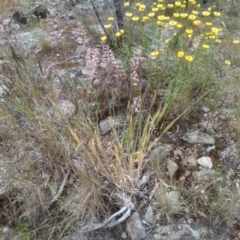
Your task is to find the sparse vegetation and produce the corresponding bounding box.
[1,0,240,239]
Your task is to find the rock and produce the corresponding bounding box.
[182,156,197,167]
[153,223,207,240]
[12,10,27,24]
[197,156,213,168]
[126,212,145,240]
[167,159,178,179]
[192,169,218,181]
[99,116,125,135]
[201,106,210,113]
[144,206,154,224]
[57,100,76,118]
[181,130,215,145]
[121,231,127,239]
[164,191,183,213]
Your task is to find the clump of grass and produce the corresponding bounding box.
[35,29,52,52]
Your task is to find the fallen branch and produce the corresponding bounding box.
[49,169,70,207]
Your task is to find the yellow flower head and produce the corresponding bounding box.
[233,40,240,44]
[164,16,170,20]
[209,35,215,39]
[115,32,121,37]
[180,13,188,18]
[193,20,201,26]
[151,51,160,57]
[167,4,174,9]
[205,22,212,26]
[173,13,180,18]
[175,1,181,7]
[148,12,155,17]
[213,12,221,17]
[169,20,177,26]
[152,7,159,12]
[186,29,193,34]
[225,60,231,65]
[158,15,165,21]
[108,17,114,21]
[202,11,210,17]
[207,7,212,12]
[180,4,186,8]
[100,36,107,42]
[215,39,221,44]
[185,55,194,62]
[165,40,170,44]
[124,2,130,7]
[104,24,112,29]
[142,16,149,21]
[157,20,163,26]
[176,24,183,28]
[158,0,164,2]
[177,51,185,58]
[132,16,140,21]
[125,12,133,17]
[211,27,219,34]
[192,10,198,15]
[135,2,141,7]
[188,14,196,20]
[202,44,210,49]
[120,29,124,34]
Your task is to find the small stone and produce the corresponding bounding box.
[182,156,197,167]
[197,156,213,168]
[167,159,178,179]
[144,206,154,224]
[57,100,76,118]
[154,234,162,239]
[126,212,145,240]
[99,116,124,135]
[202,106,210,113]
[121,231,127,239]
[181,130,215,145]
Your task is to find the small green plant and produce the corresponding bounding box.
[14,221,34,240]
[35,29,52,52]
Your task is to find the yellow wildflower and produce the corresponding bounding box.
[104,24,112,29]
[132,16,139,21]
[209,35,215,39]
[202,44,210,49]
[169,20,177,26]
[165,40,170,44]
[164,16,170,20]
[202,11,210,17]
[225,60,231,65]
[211,27,219,34]
[205,22,212,26]
[186,29,193,34]
[167,4,174,9]
[124,2,130,7]
[233,40,240,44]
[173,13,180,18]
[100,36,107,42]
[142,16,149,21]
[151,51,160,57]
[158,0,164,2]
[108,17,114,21]
[158,15,165,21]
[152,7,159,12]
[180,4,186,8]
[192,10,198,15]
[120,29,124,34]
[180,13,188,18]
[193,20,201,26]
[125,12,132,17]
[157,20,163,26]
[188,14,196,20]
[148,12,155,17]
[215,39,221,44]
[176,24,183,28]
[115,32,121,37]
[177,51,185,58]
[213,12,221,17]
[188,34,192,38]
[175,1,181,7]
[207,7,212,12]
[185,55,194,62]
[135,2,141,7]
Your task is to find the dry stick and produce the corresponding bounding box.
[49,169,70,207]
[149,182,159,202]
[90,0,108,37]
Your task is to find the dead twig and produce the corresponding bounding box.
[49,169,70,207]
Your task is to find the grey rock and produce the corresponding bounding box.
[126,212,145,240]
[12,10,27,24]
[181,130,215,145]
[197,156,213,168]
[149,144,172,162]
[55,100,76,118]
[192,169,218,181]
[99,116,125,134]
[182,156,197,167]
[167,159,178,179]
[144,206,154,224]
[153,223,207,240]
